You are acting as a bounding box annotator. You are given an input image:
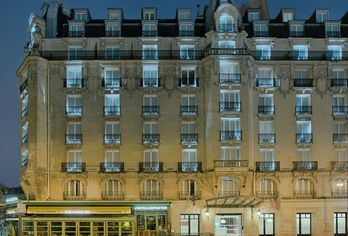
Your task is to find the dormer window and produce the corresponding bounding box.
[179,24,194,37]
[75,12,88,21]
[248,11,261,22]
[142,24,157,37]
[282,12,294,22]
[69,22,85,37]
[290,23,304,37]
[254,22,268,37]
[105,22,121,37]
[144,12,156,20]
[316,10,329,23]
[219,15,235,33]
[326,23,341,38]
[108,10,122,20]
[178,11,191,20]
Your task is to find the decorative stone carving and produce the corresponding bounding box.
[277,65,292,98]
[314,65,329,98]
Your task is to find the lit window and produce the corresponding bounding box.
[66,65,82,88]
[105,23,121,37]
[296,213,311,235]
[66,95,82,116]
[256,45,271,60]
[259,213,274,236]
[142,64,159,87]
[293,45,308,60]
[180,45,195,59]
[142,45,158,60]
[327,45,342,60]
[219,177,239,197]
[104,121,120,144]
[105,47,120,60]
[219,15,234,32]
[334,213,347,235]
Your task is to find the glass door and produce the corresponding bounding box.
[215,215,242,236]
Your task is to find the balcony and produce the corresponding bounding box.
[142,134,160,144]
[61,162,86,173]
[331,78,348,88]
[327,51,343,61]
[293,161,318,171]
[140,191,163,200]
[63,191,86,200]
[256,191,278,199]
[139,162,163,172]
[104,106,121,116]
[293,78,314,87]
[256,161,280,172]
[180,105,198,116]
[289,31,304,37]
[178,162,202,172]
[104,134,121,144]
[295,106,312,116]
[102,78,122,88]
[142,53,158,60]
[294,191,315,199]
[258,106,275,116]
[220,130,242,142]
[102,191,124,200]
[179,30,195,37]
[326,31,341,38]
[142,106,160,116]
[100,162,124,173]
[258,134,276,144]
[331,161,348,171]
[105,30,121,37]
[296,133,313,144]
[178,78,199,88]
[332,190,348,199]
[181,133,198,144]
[219,102,241,112]
[179,191,201,200]
[69,31,84,37]
[21,134,28,144]
[207,48,247,56]
[214,160,248,168]
[332,106,348,117]
[64,78,84,88]
[65,134,82,144]
[65,106,83,116]
[142,30,158,37]
[218,191,240,197]
[256,78,277,88]
[333,134,348,143]
[254,31,269,37]
[141,78,160,88]
[219,73,241,84]
[217,24,236,33]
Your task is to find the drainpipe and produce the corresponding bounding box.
[46,62,50,200]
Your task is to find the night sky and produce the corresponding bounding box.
[0,0,347,187]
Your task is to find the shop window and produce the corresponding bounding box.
[296,213,311,236]
[334,212,347,236]
[181,214,200,235]
[259,213,274,236]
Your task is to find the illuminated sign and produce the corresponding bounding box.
[26,206,131,215]
[133,205,168,211]
[64,210,91,214]
[5,197,18,203]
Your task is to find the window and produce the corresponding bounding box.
[65,180,83,198]
[326,24,340,37]
[259,149,275,162]
[248,11,260,22]
[180,179,199,199]
[220,118,241,141]
[143,122,159,144]
[218,40,236,49]
[335,149,348,162]
[296,94,311,114]
[297,149,311,161]
[257,68,275,87]
[144,12,156,20]
[316,11,329,23]
[66,95,82,116]
[334,213,347,236]
[256,45,271,60]
[21,149,28,166]
[141,179,161,199]
[220,90,241,112]
[142,45,158,60]
[143,150,159,171]
[334,122,347,135]
[259,94,274,115]
[219,15,234,32]
[180,214,199,235]
[282,12,294,22]
[21,122,28,144]
[220,177,239,196]
[67,150,82,172]
[103,150,121,173]
[104,121,120,144]
[74,12,88,21]
[104,180,123,198]
[290,24,304,37]
[180,45,195,59]
[103,67,121,88]
[219,60,239,83]
[179,24,194,36]
[296,213,311,236]
[66,65,82,88]
[21,93,28,117]
[259,213,274,236]
[293,45,308,60]
[182,149,198,171]
[104,94,120,115]
[258,179,275,197]
[105,46,120,60]
[69,24,84,37]
[180,67,197,87]
[108,12,122,20]
[142,64,159,87]
[181,95,197,115]
[333,178,348,198]
[178,11,191,20]
[181,122,197,144]
[296,179,313,198]
[143,95,159,115]
[221,146,241,160]
[68,46,83,60]
[254,23,268,37]
[296,121,312,143]
[66,122,82,144]
[327,45,342,60]
[331,69,346,87]
[142,24,157,37]
[105,23,121,37]
[259,121,275,143]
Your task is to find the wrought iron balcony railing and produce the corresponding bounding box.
[256,161,280,172]
[333,134,348,143]
[139,162,163,172]
[179,191,201,200]
[332,190,348,199]
[63,191,86,200]
[181,133,198,144]
[65,106,83,116]
[294,191,315,199]
[220,130,242,141]
[141,78,160,88]
[219,102,241,112]
[214,160,248,168]
[65,134,83,144]
[256,191,278,199]
[101,78,122,88]
[219,73,241,84]
[293,78,314,87]
[331,161,348,171]
[293,161,318,171]
[332,106,348,116]
[104,134,121,144]
[178,78,199,87]
[100,162,124,173]
[256,78,277,88]
[295,106,312,115]
[102,191,124,200]
[331,78,348,87]
[258,105,275,115]
[296,133,313,144]
[142,30,158,37]
[61,162,86,173]
[218,191,240,197]
[140,191,163,200]
[64,78,84,88]
[142,105,160,116]
[142,134,160,144]
[178,162,202,172]
[180,105,198,116]
[258,134,276,144]
[104,106,121,116]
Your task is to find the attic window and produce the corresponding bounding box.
[74,12,88,21]
[316,11,329,23]
[144,12,156,20]
[282,12,294,22]
[248,11,260,22]
[108,13,121,20]
[178,12,191,20]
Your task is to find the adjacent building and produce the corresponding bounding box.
[16,0,348,235]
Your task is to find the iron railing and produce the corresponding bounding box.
[63,191,86,200]
[295,106,312,115]
[142,134,160,144]
[102,191,124,200]
[332,190,348,199]
[218,191,240,197]
[293,161,318,171]
[104,134,121,144]
[332,106,348,116]
[101,78,122,88]
[258,105,275,115]
[100,162,124,173]
[104,106,121,116]
[140,191,163,200]
[256,191,278,198]
[179,191,201,200]
[141,78,160,87]
[296,133,313,144]
[333,134,348,143]
[61,162,86,173]
[219,73,241,84]
[256,161,280,171]
[180,105,198,116]
[178,162,202,172]
[331,161,348,171]
[181,133,198,144]
[142,105,160,116]
[256,78,277,88]
[139,162,163,172]
[219,102,241,112]
[214,160,248,168]
[331,78,348,87]
[220,130,242,141]
[64,78,84,88]
[294,191,315,199]
[258,133,276,144]
[65,134,83,144]
[65,106,83,116]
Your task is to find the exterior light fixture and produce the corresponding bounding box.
[205,208,210,216]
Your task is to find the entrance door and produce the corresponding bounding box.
[215,215,242,236]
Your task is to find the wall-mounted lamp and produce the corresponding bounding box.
[205,208,210,216]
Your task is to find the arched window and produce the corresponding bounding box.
[258,179,276,198]
[141,179,161,200]
[219,15,234,33]
[333,178,348,198]
[103,180,123,200]
[64,180,84,200]
[295,178,314,198]
[180,179,199,200]
[219,176,239,197]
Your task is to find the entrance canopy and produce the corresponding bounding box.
[206,195,263,208]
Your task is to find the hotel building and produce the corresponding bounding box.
[16,0,348,235]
